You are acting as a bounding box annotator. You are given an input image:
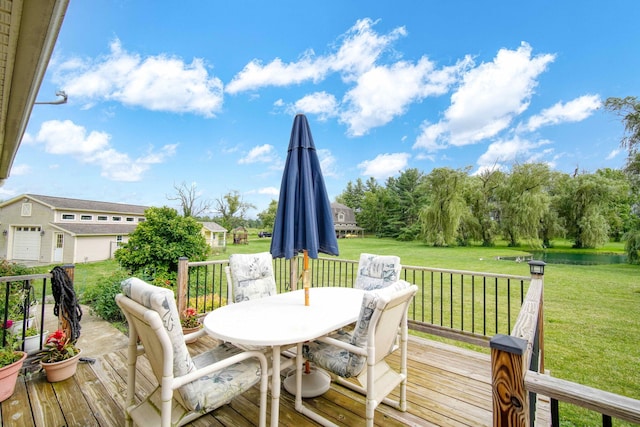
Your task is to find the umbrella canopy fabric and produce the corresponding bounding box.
[270,114,339,260]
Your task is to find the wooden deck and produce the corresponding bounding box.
[1,334,505,427]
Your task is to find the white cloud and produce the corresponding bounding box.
[414,42,555,151]
[226,18,403,94]
[258,187,279,196]
[341,57,471,136]
[9,164,30,176]
[54,38,224,117]
[317,148,338,178]
[291,92,338,120]
[521,94,602,132]
[228,18,467,135]
[239,144,277,164]
[358,152,410,179]
[606,148,621,160]
[32,119,176,181]
[476,136,551,170]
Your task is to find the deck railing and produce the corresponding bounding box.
[0,265,76,358]
[176,256,530,342]
[489,272,640,426]
[1,273,52,354]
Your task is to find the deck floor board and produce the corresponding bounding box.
[2,335,549,426]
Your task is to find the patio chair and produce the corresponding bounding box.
[301,280,418,427]
[225,252,296,364]
[115,277,269,427]
[355,253,402,291]
[225,252,277,303]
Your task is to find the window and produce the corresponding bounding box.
[126,217,134,222]
[138,218,145,222]
[116,235,123,247]
[81,215,92,221]
[112,216,121,221]
[97,216,108,221]
[61,214,75,220]
[21,203,32,217]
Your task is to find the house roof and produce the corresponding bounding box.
[201,221,227,233]
[50,223,138,236]
[0,1,70,184]
[0,194,149,215]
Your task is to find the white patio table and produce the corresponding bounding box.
[203,286,364,427]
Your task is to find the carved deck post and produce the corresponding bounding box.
[490,334,529,427]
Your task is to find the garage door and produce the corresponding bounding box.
[12,226,42,261]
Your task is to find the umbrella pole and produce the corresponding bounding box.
[303,250,310,306]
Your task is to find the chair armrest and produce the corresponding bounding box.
[183,328,207,342]
[316,336,367,357]
[171,349,269,391]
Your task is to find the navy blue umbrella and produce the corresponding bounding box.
[270,114,339,300]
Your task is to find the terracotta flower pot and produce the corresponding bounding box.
[182,326,201,344]
[0,352,27,402]
[40,349,82,382]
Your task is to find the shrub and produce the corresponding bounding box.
[83,270,129,323]
[187,294,226,313]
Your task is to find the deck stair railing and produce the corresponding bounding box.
[489,270,640,427]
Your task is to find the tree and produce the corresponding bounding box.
[335,178,366,211]
[214,191,256,230]
[385,169,426,240]
[257,200,278,230]
[466,169,503,246]
[166,182,212,218]
[496,163,551,247]
[604,96,640,154]
[115,207,209,284]
[556,172,626,248]
[419,167,470,246]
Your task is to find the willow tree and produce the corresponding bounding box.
[497,163,551,247]
[466,169,504,246]
[419,167,470,246]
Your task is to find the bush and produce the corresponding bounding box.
[82,270,129,323]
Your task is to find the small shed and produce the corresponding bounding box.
[232,226,248,245]
[200,222,227,250]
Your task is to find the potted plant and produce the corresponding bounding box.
[0,328,27,402]
[21,325,47,353]
[181,307,202,343]
[37,330,82,382]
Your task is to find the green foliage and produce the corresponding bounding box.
[0,260,35,322]
[114,206,209,282]
[257,199,278,230]
[82,270,129,323]
[624,229,640,264]
[214,190,256,230]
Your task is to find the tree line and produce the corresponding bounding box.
[331,96,640,263]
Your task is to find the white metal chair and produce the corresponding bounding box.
[115,277,269,427]
[354,253,402,291]
[300,281,418,427]
[225,252,277,303]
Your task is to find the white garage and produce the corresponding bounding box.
[12,226,42,261]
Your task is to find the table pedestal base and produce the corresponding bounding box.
[284,367,331,398]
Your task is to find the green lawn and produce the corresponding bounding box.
[70,236,639,426]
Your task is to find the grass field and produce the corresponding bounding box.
[69,235,638,426]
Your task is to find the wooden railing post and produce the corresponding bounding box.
[176,257,188,316]
[61,264,75,284]
[490,334,529,427]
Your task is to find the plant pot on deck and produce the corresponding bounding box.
[40,349,82,382]
[0,351,27,402]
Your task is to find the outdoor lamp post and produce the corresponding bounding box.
[528,260,546,277]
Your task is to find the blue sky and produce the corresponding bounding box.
[4,1,639,218]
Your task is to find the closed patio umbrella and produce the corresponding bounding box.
[270,113,339,302]
[270,113,339,397]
